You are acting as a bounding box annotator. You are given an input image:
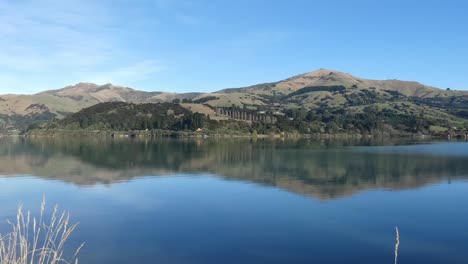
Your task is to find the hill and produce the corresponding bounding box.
[42,102,209,132]
[3,69,468,135]
[220,69,447,96]
[195,69,468,108]
[0,83,200,130]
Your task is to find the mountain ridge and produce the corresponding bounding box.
[1,69,468,131]
[216,69,456,96]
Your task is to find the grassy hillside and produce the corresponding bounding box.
[3,69,468,133]
[0,83,200,130]
[196,69,468,108]
[214,69,457,97]
[189,69,468,135]
[28,99,468,137]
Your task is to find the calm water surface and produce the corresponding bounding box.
[0,137,467,264]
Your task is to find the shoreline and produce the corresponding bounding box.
[20,128,468,141]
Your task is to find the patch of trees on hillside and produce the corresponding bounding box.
[275,106,452,135]
[45,102,208,131]
[410,95,468,119]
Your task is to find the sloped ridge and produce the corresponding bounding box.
[1,69,467,130]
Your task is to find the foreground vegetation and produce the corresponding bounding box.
[0,199,83,264]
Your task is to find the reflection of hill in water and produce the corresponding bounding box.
[1,137,468,199]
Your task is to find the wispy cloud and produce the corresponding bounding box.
[0,0,112,64]
[153,0,201,26]
[86,60,164,86]
[0,0,162,92]
[0,1,108,77]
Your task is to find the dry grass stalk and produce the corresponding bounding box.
[0,198,84,264]
[394,226,400,264]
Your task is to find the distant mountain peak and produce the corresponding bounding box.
[75,82,99,86]
[39,83,133,97]
[65,82,100,90]
[300,69,354,78]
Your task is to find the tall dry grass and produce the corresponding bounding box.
[394,226,400,264]
[0,198,84,264]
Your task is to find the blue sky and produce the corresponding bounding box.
[0,0,467,94]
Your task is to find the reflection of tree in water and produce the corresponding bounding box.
[1,137,468,199]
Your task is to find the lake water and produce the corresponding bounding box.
[0,137,467,264]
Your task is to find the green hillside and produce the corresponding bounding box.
[3,69,468,136]
[29,99,468,137]
[40,102,207,132]
[0,83,200,131]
